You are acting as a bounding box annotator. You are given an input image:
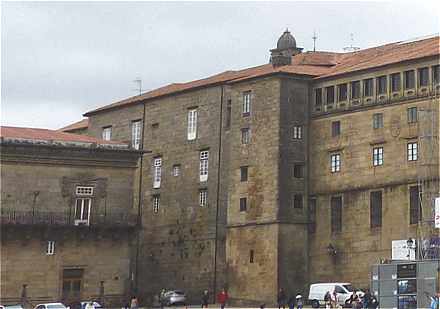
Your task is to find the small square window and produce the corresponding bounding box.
[240,166,248,182]
[293,164,304,178]
[373,113,383,129]
[239,197,247,212]
[199,190,208,207]
[293,194,303,209]
[407,142,418,161]
[331,154,341,173]
[407,107,417,124]
[173,165,181,177]
[241,128,250,144]
[331,121,341,137]
[292,126,302,139]
[373,147,384,166]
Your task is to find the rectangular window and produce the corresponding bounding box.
[409,186,421,224]
[102,126,112,141]
[240,166,248,182]
[407,107,417,123]
[47,241,55,255]
[293,194,303,209]
[407,142,418,161]
[292,125,302,139]
[172,164,180,177]
[199,189,208,207]
[187,109,198,140]
[153,157,162,188]
[404,70,415,89]
[391,73,401,92]
[338,84,347,102]
[373,147,384,166]
[433,65,440,84]
[131,120,142,150]
[418,67,429,87]
[351,81,360,99]
[249,250,254,263]
[199,150,209,182]
[309,198,317,233]
[226,99,232,129]
[331,121,341,137]
[331,196,342,233]
[326,86,335,104]
[293,164,304,178]
[315,88,322,106]
[241,128,250,144]
[363,78,373,97]
[370,191,382,228]
[331,153,341,173]
[74,198,91,225]
[239,197,247,212]
[242,91,251,115]
[377,76,387,94]
[152,195,160,214]
[75,186,93,196]
[373,113,383,129]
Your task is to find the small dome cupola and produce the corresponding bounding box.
[270,28,303,67]
[277,29,297,50]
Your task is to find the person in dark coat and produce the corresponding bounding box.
[287,293,295,309]
[277,288,287,309]
[201,289,209,308]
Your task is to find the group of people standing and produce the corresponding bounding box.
[323,289,377,309]
[277,288,303,309]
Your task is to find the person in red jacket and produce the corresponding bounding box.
[217,288,229,309]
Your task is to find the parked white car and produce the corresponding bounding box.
[34,303,68,309]
[308,282,363,308]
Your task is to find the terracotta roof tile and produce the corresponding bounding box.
[1,126,126,146]
[84,35,440,116]
[58,119,89,132]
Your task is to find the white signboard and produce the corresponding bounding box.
[392,239,416,260]
[435,197,440,228]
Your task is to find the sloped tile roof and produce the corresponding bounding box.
[58,118,89,132]
[84,35,439,116]
[0,126,126,146]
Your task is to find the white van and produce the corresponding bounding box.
[308,282,362,308]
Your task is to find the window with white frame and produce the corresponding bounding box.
[199,189,208,207]
[46,240,55,255]
[242,91,251,115]
[173,164,181,177]
[153,157,162,188]
[76,186,94,196]
[102,126,112,141]
[187,109,198,140]
[292,126,302,139]
[131,120,142,150]
[331,153,341,173]
[407,142,418,161]
[199,150,209,182]
[373,147,384,166]
[241,128,250,145]
[74,198,91,225]
[152,195,160,213]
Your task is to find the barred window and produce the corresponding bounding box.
[407,107,417,123]
[76,186,93,196]
[377,76,387,94]
[131,120,142,150]
[351,81,360,99]
[241,128,250,145]
[240,166,248,182]
[391,73,401,92]
[370,191,382,228]
[338,84,347,101]
[373,147,384,166]
[199,190,208,207]
[153,157,162,188]
[199,150,209,182]
[331,154,341,173]
[418,67,429,87]
[293,194,303,209]
[152,195,160,214]
[331,196,342,233]
[292,125,302,139]
[187,109,198,140]
[409,186,421,224]
[404,70,415,89]
[293,164,304,178]
[172,164,181,177]
[326,86,335,104]
[407,142,418,161]
[242,91,251,115]
[363,78,373,96]
[47,241,55,255]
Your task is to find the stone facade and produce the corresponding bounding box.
[0,139,140,306]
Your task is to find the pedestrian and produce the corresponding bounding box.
[201,289,209,308]
[331,290,338,309]
[85,301,95,309]
[277,288,287,309]
[159,289,166,309]
[362,289,372,309]
[69,299,82,309]
[287,293,295,309]
[324,291,332,309]
[348,291,359,309]
[216,288,228,309]
[130,296,138,309]
[295,294,303,309]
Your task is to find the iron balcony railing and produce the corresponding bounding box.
[0,209,138,228]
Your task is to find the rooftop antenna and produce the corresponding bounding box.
[312,30,318,52]
[133,77,144,96]
[343,33,360,52]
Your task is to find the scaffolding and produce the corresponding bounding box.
[416,85,440,260]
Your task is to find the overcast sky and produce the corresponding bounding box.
[2,1,439,129]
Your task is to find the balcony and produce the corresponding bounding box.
[1,209,138,229]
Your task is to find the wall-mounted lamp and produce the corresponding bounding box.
[327,243,337,256]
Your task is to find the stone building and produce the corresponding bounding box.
[44,31,440,305]
[0,127,140,306]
